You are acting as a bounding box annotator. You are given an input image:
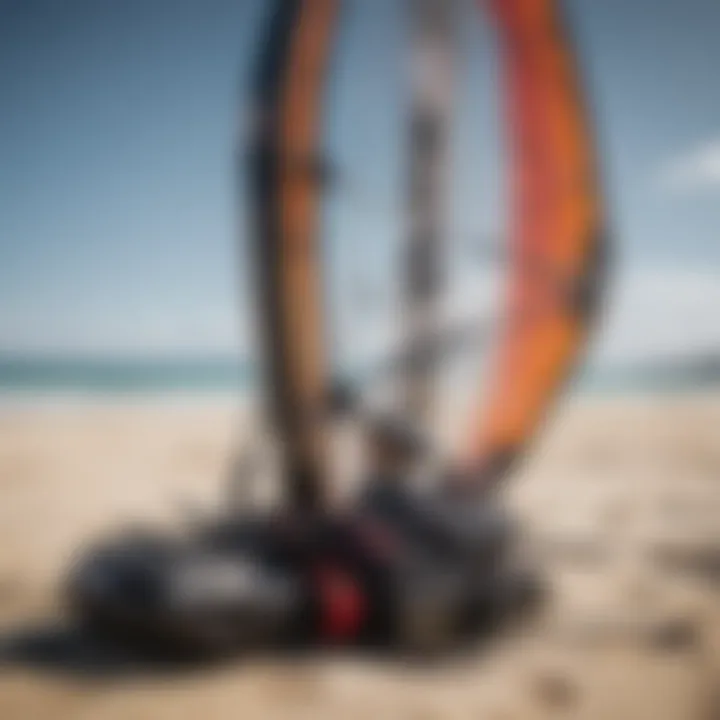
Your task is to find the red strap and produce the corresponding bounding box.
[314,565,366,642]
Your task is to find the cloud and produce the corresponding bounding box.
[340,262,720,372]
[595,265,720,364]
[3,255,719,371]
[659,138,720,192]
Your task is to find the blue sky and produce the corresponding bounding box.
[0,0,718,363]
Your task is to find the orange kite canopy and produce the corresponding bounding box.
[459,0,606,490]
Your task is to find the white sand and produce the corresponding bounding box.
[0,391,717,719]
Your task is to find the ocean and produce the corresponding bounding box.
[0,356,252,398]
[0,353,718,400]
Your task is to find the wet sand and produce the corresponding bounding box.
[0,392,718,719]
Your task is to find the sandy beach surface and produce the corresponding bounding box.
[0,392,718,719]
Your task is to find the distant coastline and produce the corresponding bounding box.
[1,352,720,400]
[0,355,252,396]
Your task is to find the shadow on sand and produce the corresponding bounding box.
[0,619,227,680]
[0,615,514,682]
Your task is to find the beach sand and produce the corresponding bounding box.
[0,392,718,719]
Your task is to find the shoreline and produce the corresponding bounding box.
[1,381,719,412]
[0,390,251,416]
